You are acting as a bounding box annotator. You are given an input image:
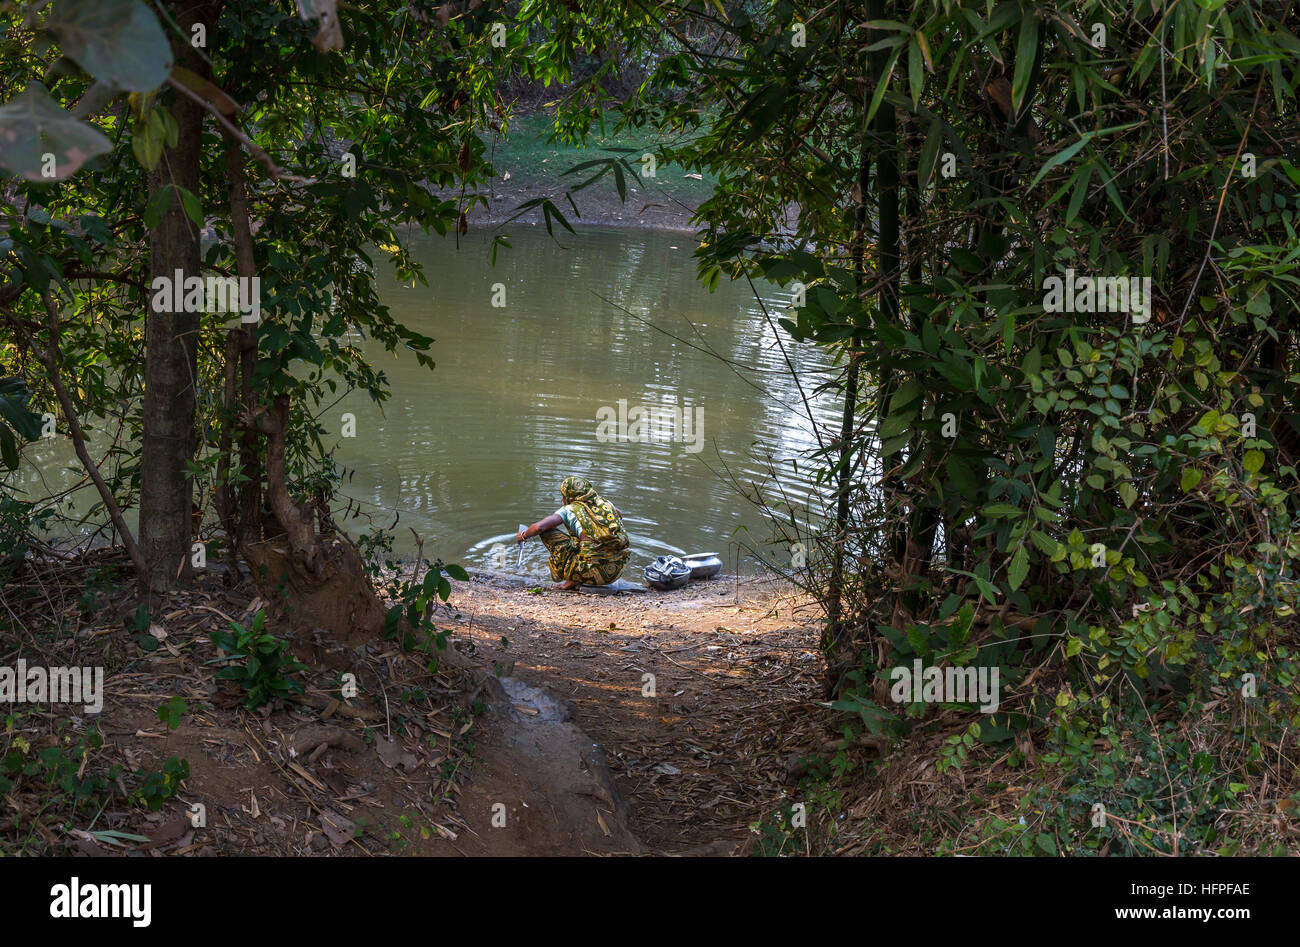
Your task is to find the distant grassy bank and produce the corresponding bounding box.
[453,111,718,230]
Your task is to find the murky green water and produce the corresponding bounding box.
[9,226,837,579]
[338,226,836,577]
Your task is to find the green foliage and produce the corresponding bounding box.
[1,720,112,812]
[749,804,805,857]
[130,756,189,812]
[0,376,42,471]
[0,0,173,181]
[124,603,158,652]
[0,82,113,181]
[208,609,308,710]
[1,0,518,591]
[356,527,398,579]
[156,697,187,731]
[2,0,1296,857]
[601,0,1300,854]
[0,713,194,852]
[44,0,172,93]
[379,560,465,672]
[0,492,49,585]
[76,565,117,617]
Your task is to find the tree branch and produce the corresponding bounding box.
[164,75,315,185]
[26,293,150,586]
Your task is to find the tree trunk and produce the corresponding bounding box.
[218,146,418,655]
[138,8,206,592]
[870,0,904,624]
[214,138,261,569]
[239,395,390,648]
[823,116,870,694]
[824,0,901,696]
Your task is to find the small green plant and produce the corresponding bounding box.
[357,527,396,578]
[390,813,431,851]
[1,722,114,810]
[131,756,189,811]
[379,559,465,671]
[749,805,804,857]
[156,697,187,731]
[124,603,160,652]
[76,565,118,618]
[937,721,983,774]
[0,493,51,586]
[208,609,309,709]
[0,717,193,853]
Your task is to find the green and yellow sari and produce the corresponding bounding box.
[540,476,630,586]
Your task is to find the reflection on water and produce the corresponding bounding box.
[335,226,837,575]
[7,226,840,577]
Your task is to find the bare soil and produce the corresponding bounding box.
[1,551,829,857]
[439,571,827,853]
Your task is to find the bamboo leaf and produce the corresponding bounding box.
[919,117,942,188]
[1011,14,1039,117]
[915,29,934,72]
[908,35,924,108]
[864,47,902,127]
[1065,163,1092,224]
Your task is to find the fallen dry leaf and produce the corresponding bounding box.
[375,735,419,771]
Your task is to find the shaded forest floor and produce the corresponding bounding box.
[1,551,491,856]
[9,549,1282,856]
[0,551,839,856]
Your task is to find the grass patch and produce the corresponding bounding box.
[483,111,717,209]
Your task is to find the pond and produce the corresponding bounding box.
[338,225,838,577]
[7,226,839,579]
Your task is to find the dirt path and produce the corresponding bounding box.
[1,549,829,857]
[438,572,827,853]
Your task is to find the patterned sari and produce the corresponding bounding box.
[540,476,631,585]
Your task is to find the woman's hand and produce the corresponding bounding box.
[516,527,529,544]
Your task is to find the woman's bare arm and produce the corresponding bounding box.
[518,513,562,543]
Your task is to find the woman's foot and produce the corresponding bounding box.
[555,579,581,590]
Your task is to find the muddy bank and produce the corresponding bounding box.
[435,173,702,232]
[435,571,828,852]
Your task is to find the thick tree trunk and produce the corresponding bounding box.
[218,147,415,654]
[239,395,389,647]
[138,3,208,592]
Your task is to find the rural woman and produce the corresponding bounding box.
[516,476,631,589]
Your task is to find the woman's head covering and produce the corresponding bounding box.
[561,476,597,505]
[558,475,627,550]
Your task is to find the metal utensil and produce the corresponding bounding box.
[517,524,527,571]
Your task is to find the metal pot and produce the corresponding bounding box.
[683,553,722,580]
[644,555,691,590]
